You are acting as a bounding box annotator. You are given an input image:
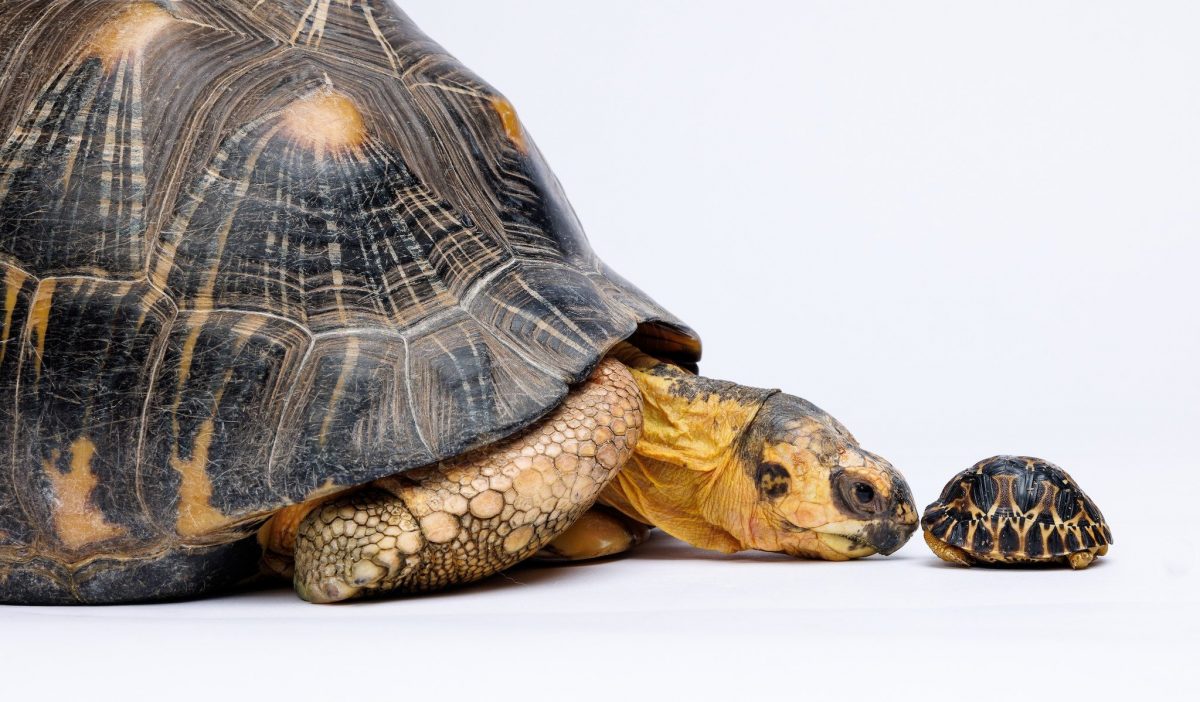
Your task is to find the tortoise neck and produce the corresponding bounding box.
[599,345,776,552]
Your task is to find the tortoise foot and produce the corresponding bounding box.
[536,504,650,562]
[1067,550,1096,569]
[923,529,974,567]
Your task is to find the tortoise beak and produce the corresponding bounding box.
[864,521,916,556]
[865,476,919,556]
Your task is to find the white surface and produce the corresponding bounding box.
[3,1,1198,699]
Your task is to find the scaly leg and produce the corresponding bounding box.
[923,530,974,567]
[289,359,643,603]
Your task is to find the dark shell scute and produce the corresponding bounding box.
[1046,528,1065,555]
[947,519,970,548]
[972,525,994,553]
[970,474,998,513]
[1014,469,1044,513]
[928,515,952,540]
[997,522,1020,554]
[1025,528,1044,558]
[1055,488,1080,520]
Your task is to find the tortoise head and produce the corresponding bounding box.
[736,394,919,559]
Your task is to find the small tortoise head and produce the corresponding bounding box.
[736,394,918,559]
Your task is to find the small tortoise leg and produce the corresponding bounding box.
[1067,549,1097,569]
[535,504,650,562]
[291,359,643,603]
[923,530,974,567]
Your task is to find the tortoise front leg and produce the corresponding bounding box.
[923,530,975,566]
[290,359,642,603]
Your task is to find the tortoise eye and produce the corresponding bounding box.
[834,472,885,517]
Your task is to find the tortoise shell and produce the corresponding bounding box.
[0,1,699,603]
[921,456,1112,566]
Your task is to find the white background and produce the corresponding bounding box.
[3,1,1197,699]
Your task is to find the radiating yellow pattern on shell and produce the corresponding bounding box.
[172,417,231,537]
[0,266,27,369]
[27,279,56,380]
[171,368,235,538]
[88,2,174,72]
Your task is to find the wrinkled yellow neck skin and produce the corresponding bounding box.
[600,345,770,552]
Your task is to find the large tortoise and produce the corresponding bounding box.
[0,0,918,604]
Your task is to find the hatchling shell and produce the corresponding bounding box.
[921,456,1112,568]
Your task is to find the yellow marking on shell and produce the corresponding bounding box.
[361,2,402,75]
[306,477,341,502]
[282,92,366,154]
[231,313,268,344]
[28,279,56,380]
[490,96,527,153]
[172,418,229,537]
[133,286,165,333]
[318,336,359,446]
[88,2,174,72]
[0,267,28,368]
[45,437,127,551]
[305,0,333,47]
[169,313,272,537]
[175,312,208,392]
[288,0,335,46]
[172,370,232,537]
[59,76,97,195]
[189,125,283,311]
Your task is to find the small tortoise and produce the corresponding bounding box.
[0,1,917,604]
[922,456,1112,569]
